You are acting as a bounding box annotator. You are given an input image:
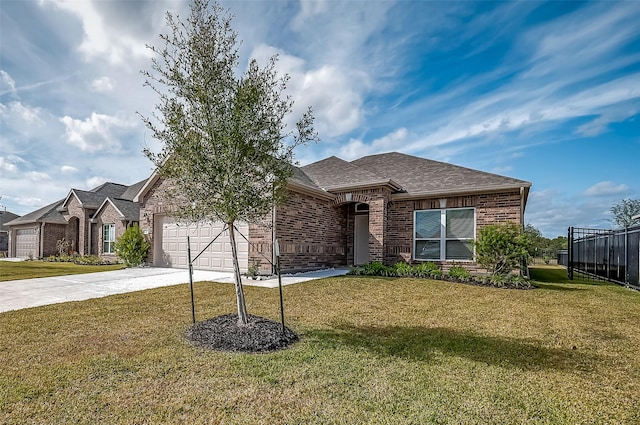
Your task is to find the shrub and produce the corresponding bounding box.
[474,223,530,276]
[393,262,413,277]
[114,225,150,267]
[412,262,440,278]
[361,261,392,276]
[448,265,471,280]
[74,255,108,265]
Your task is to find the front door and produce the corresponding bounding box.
[354,214,369,265]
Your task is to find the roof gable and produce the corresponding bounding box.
[94,197,140,221]
[62,182,131,210]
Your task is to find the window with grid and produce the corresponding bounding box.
[414,208,475,261]
[103,224,115,254]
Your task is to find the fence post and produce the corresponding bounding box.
[568,227,573,280]
[625,226,629,287]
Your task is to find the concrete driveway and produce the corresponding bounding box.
[0,266,348,313]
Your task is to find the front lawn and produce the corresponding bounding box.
[1,266,638,424]
[0,260,125,281]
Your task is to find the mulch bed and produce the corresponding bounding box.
[185,313,299,353]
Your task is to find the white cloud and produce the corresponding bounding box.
[42,0,154,65]
[250,44,367,138]
[59,112,134,152]
[91,76,114,92]
[339,128,409,160]
[0,70,16,95]
[0,101,43,124]
[584,181,629,197]
[0,157,18,173]
[86,176,107,189]
[27,171,51,182]
[61,165,79,174]
[6,196,46,208]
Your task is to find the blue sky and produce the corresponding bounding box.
[1,0,638,237]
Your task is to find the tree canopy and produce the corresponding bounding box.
[610,199,640,228]
[141,0,318,324]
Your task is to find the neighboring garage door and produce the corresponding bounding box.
[15,228,37,258]
[154,215,248,272]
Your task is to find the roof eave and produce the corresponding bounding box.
[323,179,403,193]
[133,169,160,203]
[390,184,531,201]
[287,181,333,201]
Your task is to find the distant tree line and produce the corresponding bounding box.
[524,224,567,264]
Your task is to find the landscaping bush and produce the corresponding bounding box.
[348,260,532,289]
[43,254,116,265]
[393,261,414,277]
[447,264,471,280]
[412,261,440,278]
[474,223,530,276]
[114,225,150,267]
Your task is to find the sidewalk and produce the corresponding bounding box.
[0,266,349,313]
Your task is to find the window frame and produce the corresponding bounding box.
[103,223,115,254]
[413,207,476,261]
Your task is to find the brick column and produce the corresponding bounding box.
[368,195,388,263]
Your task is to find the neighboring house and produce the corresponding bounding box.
[0,210,20,256]
[136,152,531,273]
[5,180,147,259]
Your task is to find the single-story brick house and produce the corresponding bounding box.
[135,152,531,273]
[5,180,146,259]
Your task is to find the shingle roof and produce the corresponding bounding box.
[3,200,67,225]
[7,180,148,228]
[298,152,531,197]
[96,198,140,221]
[67,182,129,209]
[119,179,148,201]
[0,211,20,232]
[301,156,400,191]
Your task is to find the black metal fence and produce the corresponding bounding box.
[563,226,640,289]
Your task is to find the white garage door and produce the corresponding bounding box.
[154,216,248,272]
[15,228,37,258]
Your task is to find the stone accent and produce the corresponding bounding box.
[60,196,95,255]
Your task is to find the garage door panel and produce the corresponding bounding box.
[155,216,248,272]
[15,228,37,258]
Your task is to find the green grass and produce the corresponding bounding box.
[1,265,639,424]
[0,260,125,281]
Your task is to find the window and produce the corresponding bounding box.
[414,208,475,261]
[103,224,115,254]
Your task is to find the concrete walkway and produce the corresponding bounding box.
[0,266,349,313]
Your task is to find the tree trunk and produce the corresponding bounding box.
[228,222,248,325]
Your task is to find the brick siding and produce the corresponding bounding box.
[42,224,66,257]
[386,190,524,270]
[141,175,526,273]
[273,190,347,272]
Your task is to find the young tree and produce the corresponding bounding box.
[141,0,318,325]
[610,199,640,228]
